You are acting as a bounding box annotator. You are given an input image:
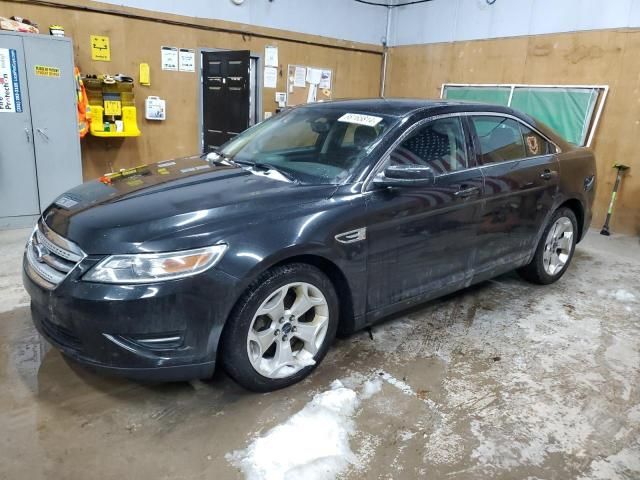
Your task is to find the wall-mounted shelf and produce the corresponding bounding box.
[89,105,141,137]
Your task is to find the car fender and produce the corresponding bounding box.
[214,195,369,323]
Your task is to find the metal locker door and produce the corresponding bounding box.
[0,33,40,224]
[22,35,82,211]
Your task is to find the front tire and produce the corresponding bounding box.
[518,207,578,285]
[221,263,338,392]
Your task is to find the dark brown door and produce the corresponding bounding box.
[202,50,250,149]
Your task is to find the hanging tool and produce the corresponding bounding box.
[600,163,630,236]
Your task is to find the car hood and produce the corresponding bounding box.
[43,156,337,254]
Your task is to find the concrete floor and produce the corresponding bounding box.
[1,227,639,479]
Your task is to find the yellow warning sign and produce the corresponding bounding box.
[91,35,111,62]
[35,65,60,77]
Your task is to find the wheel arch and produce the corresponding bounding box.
[220,249,358,352]
[261,254,357,336]
[558,197,585,242]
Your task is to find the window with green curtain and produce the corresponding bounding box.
[442,84,601,146]
[510,88,599,146]
[443,86,511,106]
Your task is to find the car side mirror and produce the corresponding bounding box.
[373,165,435,188]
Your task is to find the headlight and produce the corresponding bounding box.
[83,244,228,284]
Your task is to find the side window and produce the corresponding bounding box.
[389,117,468,174]
[519,124,553,157]
[471,116,526,165]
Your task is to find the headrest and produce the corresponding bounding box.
[353,126,378,147]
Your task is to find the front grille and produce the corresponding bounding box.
[25,220,86,289]
[40,316,82,350]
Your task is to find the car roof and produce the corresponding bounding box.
[299,98,517,118]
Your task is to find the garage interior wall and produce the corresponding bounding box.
[386,0,640,235]
[0,0,384,180]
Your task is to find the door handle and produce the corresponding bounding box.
[540,169,557,180]
[453,186,480,198]
[36,128,50,141]
[24,127,31,143]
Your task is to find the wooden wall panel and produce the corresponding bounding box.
[0,1,382,180]
[387,29,640,235]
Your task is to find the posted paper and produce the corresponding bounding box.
[161,46,178,71]
[293,66,306,87]
[178,48,195,72]
[306,68,322,85]
[264,66,278,89]
[265,45,278,67]
[319,70,332,89]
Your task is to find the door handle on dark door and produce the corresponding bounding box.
[540,169,557,180]
[453,186,480,198]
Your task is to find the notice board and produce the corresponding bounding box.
[286,64,333,106]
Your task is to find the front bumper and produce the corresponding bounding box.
[23,255,241,382]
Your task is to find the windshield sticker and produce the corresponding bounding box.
[338,113,383,127]
[55,196,78,209]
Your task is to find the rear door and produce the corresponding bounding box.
[365,115,484,312]
[469,114,560,277]
[202,50,250,149]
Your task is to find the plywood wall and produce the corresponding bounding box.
[0,1,383,180]
[386,29,640,235]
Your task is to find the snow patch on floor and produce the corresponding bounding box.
[579,444,640,480]
[360,378,382,400]
[598,288,636,303]
[227,378,383,480]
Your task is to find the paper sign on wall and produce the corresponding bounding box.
[161,46,178,71]
[179,48,195,72]
[319,70,332,89]
[264,66,278,89]
[293,66,306,88]
[0,48,23,113]
[306,68,322,85]
[265,45,278,67]
[90,35,111,62]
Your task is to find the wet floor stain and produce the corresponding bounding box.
[1,229,639,479]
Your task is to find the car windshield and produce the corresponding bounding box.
[219,107,399,184]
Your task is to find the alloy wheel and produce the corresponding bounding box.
[543,216,574,276]
[246,282,329,379]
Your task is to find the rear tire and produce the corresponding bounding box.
[518,207,578,285]
[221,263,338,392]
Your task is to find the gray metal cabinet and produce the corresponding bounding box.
[0,31,82,229]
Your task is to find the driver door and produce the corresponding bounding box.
[364,115,484,313]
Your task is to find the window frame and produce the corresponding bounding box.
[363,113,475,192]
[466,113,560,169]
[386,115,470,174]
[363,111,561,193]
[469,115,527,166]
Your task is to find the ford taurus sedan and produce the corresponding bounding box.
[23,99,596,391]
